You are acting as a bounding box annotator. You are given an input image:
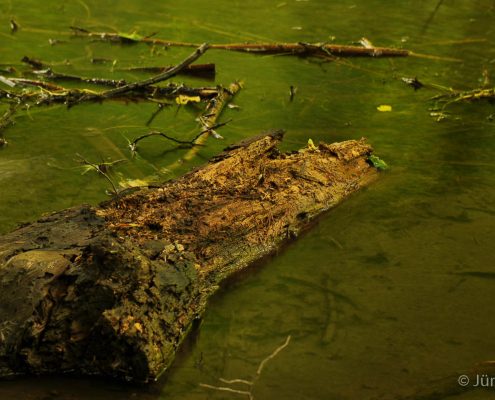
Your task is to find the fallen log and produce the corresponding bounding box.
[0,131,379,382]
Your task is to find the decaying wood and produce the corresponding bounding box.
[0,131,379,382]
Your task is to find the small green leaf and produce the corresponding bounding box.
[307,138,318,151]
[368,155,389,170]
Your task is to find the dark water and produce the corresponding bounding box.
[1,0,495,399]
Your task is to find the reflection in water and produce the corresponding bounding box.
[1,0,495,399]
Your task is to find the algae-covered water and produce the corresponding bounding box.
[1,0,495,399]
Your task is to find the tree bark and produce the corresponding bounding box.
[0,131,379,382]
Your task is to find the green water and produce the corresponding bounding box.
[1,0,495,399]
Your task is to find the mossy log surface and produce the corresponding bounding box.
[0,131,378,382]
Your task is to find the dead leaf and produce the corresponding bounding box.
[176,95,201,105]
[377,105,392,112]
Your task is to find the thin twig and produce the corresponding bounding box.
[129,131,198,152]
[21,56,44,69]
[219,378,254,385]
[146,103,169,126]
[190,119,232,143]
[130,118,232,154]
[200,336,291,400]
[199,383,253,399]
[75,154,121,196]
[33,68,127,88]
[256,335,291,376]
[3,77,65,91]
[420,0,446,35]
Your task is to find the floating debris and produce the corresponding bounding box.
[10,19,18,34]
[359,37,374,48]
[401,76,424,90]
[377,104,392,112]
[289,85,297,102]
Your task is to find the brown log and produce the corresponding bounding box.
[0,131,379,382]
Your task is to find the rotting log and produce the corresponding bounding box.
[0,130,379,382]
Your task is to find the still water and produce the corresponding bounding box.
[1,0,495,399]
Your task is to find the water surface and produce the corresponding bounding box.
[1,0,495,399]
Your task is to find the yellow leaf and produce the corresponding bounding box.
[377,105,392,112]
[176,95,201,105]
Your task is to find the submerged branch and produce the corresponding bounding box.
[256,336,291,376]
[432,87,495,105]
[209,42,409,58]
[33,68,127,88]
[2,44,211,107]
[79,43,210,102]
[2,77,65,91]
[429,86,495,119]
[0,78,219,107]
[129,87,236,155]
[69,28,410,58]
[118,63,216,79]
[129,130,199,153]
[160,81,242,171]
[193,81,242,146]
[200,336,292,400]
